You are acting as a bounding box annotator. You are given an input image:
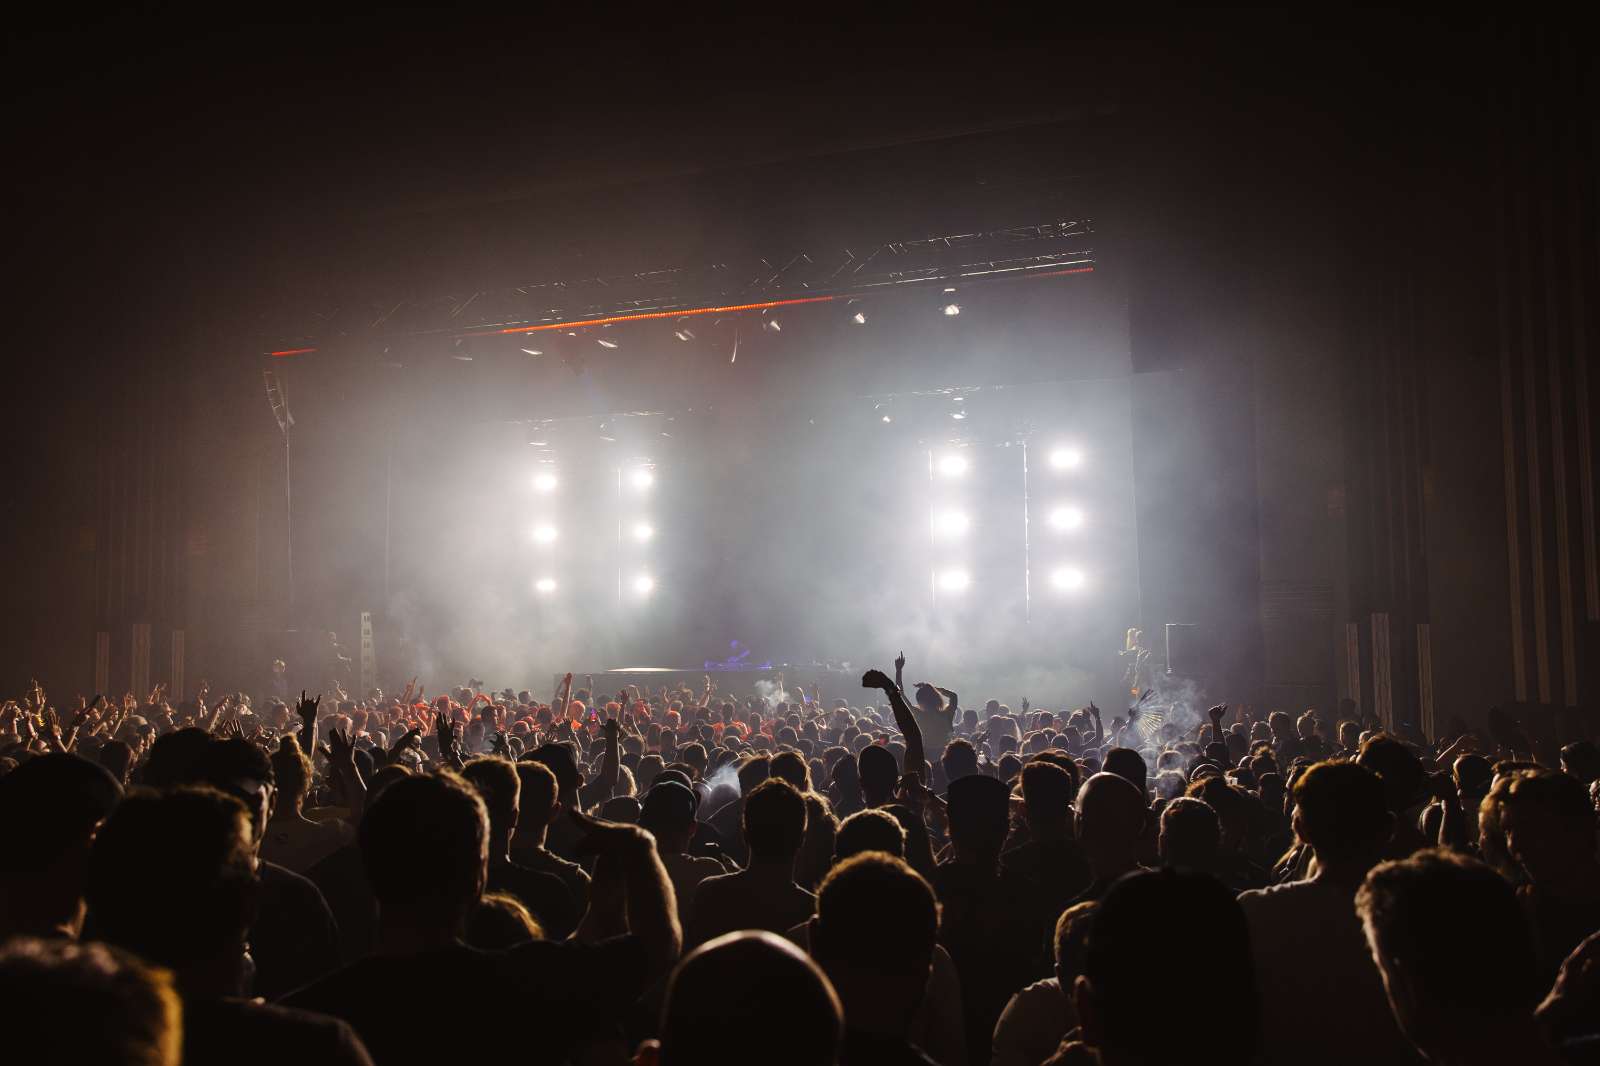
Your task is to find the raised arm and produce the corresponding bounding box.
[296,691,321,758]
[863,669,926,779]
[570,810,681,981]
[596,718,621,797]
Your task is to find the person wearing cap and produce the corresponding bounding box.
[640,779,725,927]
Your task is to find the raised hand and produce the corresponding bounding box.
[325,727,358,772]
[861,668,894,691]
[434,710,458,753]
[1208,704,1227,723]
[895,651,906,672]
[297,691,322,725]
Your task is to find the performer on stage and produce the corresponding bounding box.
[1120,626,1154,697]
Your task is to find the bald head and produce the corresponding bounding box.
[1075,772,1147,870]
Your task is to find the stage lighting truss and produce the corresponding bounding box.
[260,219,1094,358]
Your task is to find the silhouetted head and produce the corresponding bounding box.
[461,756,521,838]
[1076,869,1254,1065]
[1102,747,1147,799]
[1158,796,1220,871]
[833,808,907,863]
[0,938,181,1066]
[1357,849,1538,1057]
[946,773,1011,863]
[857,744,898,802]
[0,753,122,938]
[514,760,559,832]
[1290,760,1392,871]
[360,771,488,933]
[654,931,841,1066]
[1021,760,1074,837]
[743,778,808,865]
[87,787,258,979]
[812,852,938,1028]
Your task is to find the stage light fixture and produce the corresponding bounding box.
[534,577,558,594]
[936,453,969,477]
[632,521,655,542]
[633,574,656,595]
[451,339,474,361]
[532,524,559,545]
[1049,446,1084,470]
[533,470,559,493]
[1051,566,1086,591]
[847,300,866,325]
[937,569,971,592]
[762,315,781,333]
[596,337,619,349]
[1048,505,1085,531]
[881,415,893,423]
[931,510,970,539]
[951,410,967,420]
[520,347,543,356]
[942,302,961,316]
[673,323,696,342]
[630,468,655,490]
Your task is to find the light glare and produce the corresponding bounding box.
[937,569,971,592]
[931,510,970,539]
[632,521,655,542]
[533,471,559,493]
[630,468,655,490]
[936,454,969,477]
[1049,505,1085,531]
[633,574,656,595]
[1051,567,1086,591]
[532,524,558,545]
[1049,447,1084,470]
[534,577,557,594]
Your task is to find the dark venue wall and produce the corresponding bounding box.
[4,14,1595,733]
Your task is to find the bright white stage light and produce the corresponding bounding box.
[937,569,971,592]
[942,303,961,316]
[1048,505,1085,531]
[931,510,970,539]
[852,310,867,325]
[532,524,559,545]
[596,337,619,349]
[534,577,558,594]
[1049,446,1084,470]
[533,471,559,493]
[633,574,656,595]
[881,415,893,423]
[1051,567,1086,591]
[632,521,655,543]
[630,468,655,490]
[936,454,969,477]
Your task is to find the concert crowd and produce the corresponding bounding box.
[2,658,1598,1066]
